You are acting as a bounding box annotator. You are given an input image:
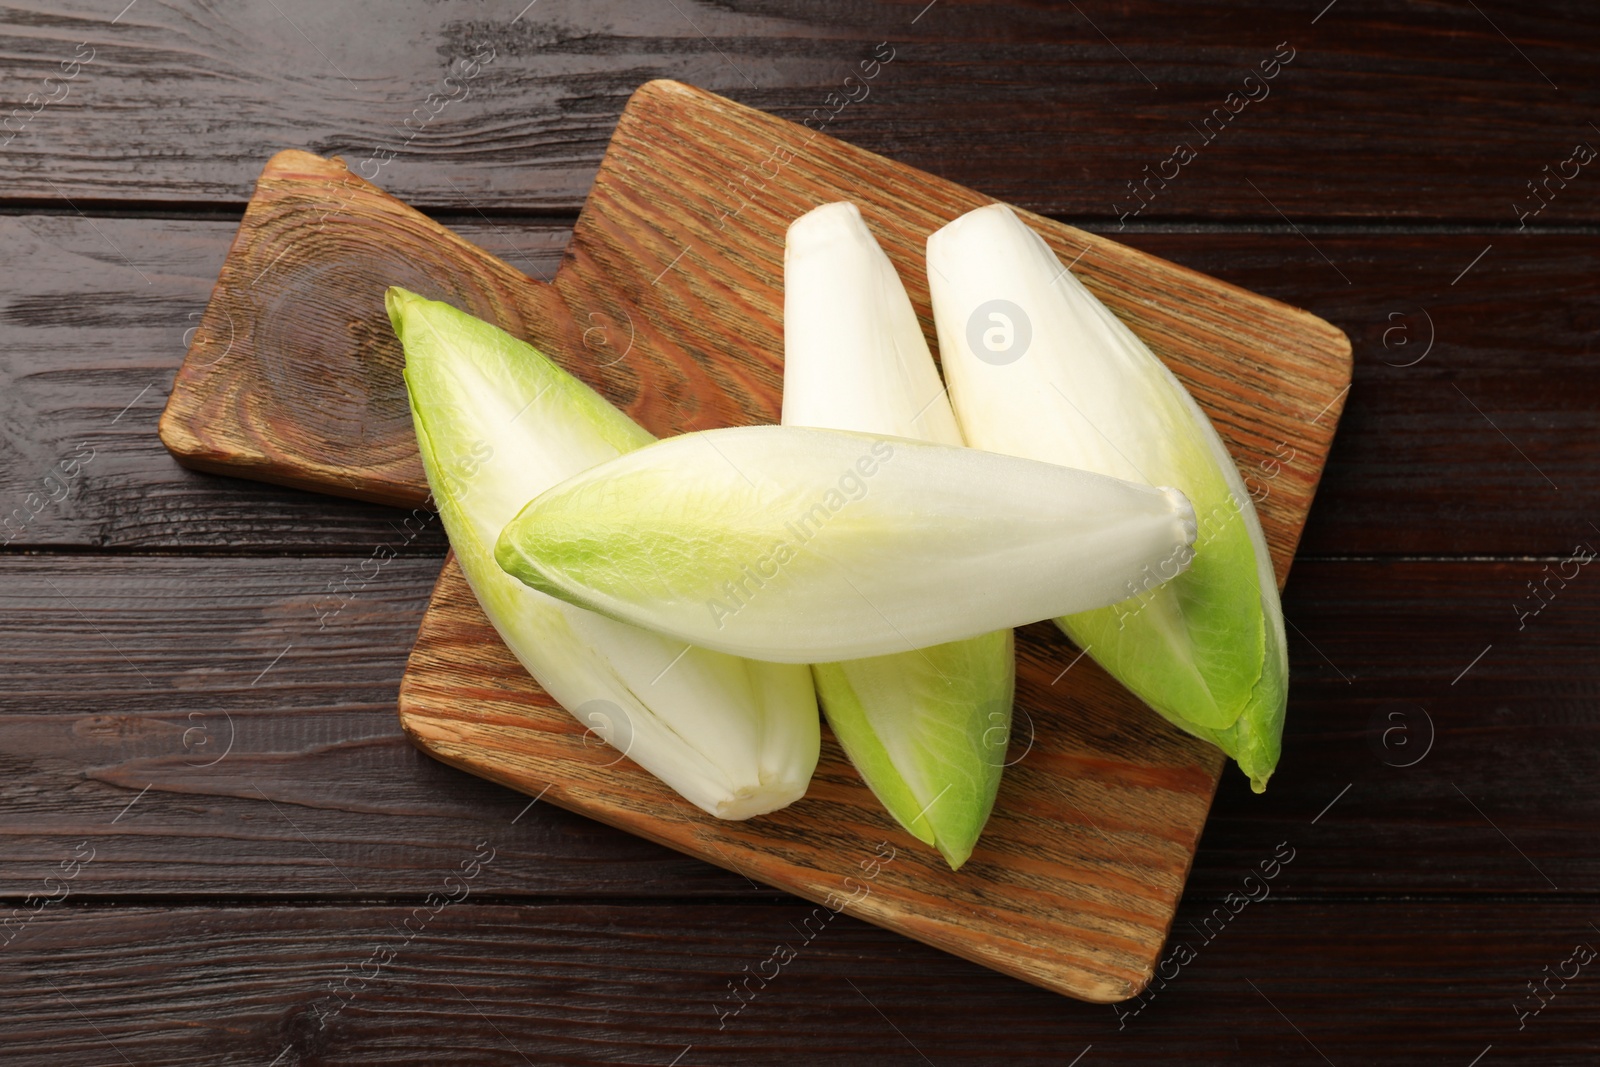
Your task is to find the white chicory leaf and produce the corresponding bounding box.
[388,287,820,820]
[494,423,1198,663]
[925,204,1288,791]
[783,201,1015,869]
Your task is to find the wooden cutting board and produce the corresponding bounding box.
[159,79,1350,1003]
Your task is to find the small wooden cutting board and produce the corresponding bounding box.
[160,79,1350,1003]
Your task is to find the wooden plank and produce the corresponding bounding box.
[6,215,1596,555]
[1205,557,1600,896]
[1,900,1595,1065]
[4,1,1598,221]
[408,552,1600,923]
[2,556,1596,899]
[0,555,756,898]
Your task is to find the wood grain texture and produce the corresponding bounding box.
[0,555,760,899]
[1209,557,1600,896]
[8,215,1599,553]
[156,79,1350,1002]
[1,556,1596,900]
[4,1,1599,222]
[157,151,584,507]
[1,0,1595,1057]
[2,901,1597,1066]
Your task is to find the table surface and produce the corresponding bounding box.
[1,2,1596,1065]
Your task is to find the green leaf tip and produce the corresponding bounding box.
[928,202,1289,792]
[781,201,1017,870]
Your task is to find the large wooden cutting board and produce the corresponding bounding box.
[159,80,1350,1003]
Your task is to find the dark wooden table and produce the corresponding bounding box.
[3,2,1597,1064]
